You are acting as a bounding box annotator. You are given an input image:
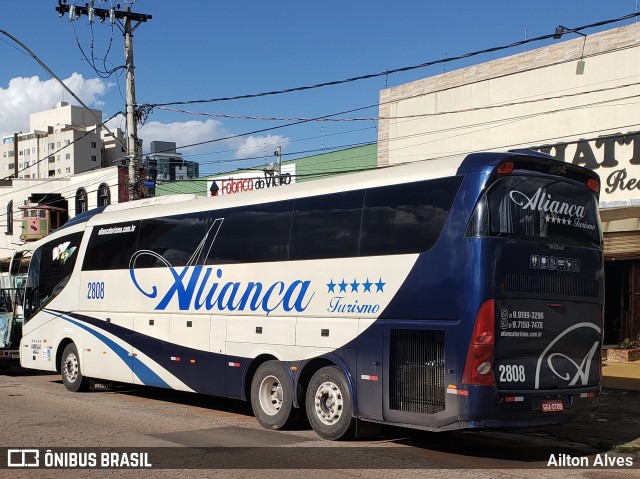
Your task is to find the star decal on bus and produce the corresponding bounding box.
[326,278,385,294]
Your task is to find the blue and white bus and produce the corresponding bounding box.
[19,150,603,440]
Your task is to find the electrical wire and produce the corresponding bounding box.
[142,12,640,109]
[153,80,640,123]
[0,28,128,153]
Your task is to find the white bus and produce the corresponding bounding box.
[19,151,603,440]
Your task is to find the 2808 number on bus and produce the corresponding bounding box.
[87,281,105,300]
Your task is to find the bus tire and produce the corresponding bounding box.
[306,366,355,440]
[61,343,90,392]
[250,360,302,430]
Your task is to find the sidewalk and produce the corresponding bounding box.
[602,359,640,391]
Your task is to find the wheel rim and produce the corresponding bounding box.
[313,381,344,426]
[258,375,283,416]
[64,352,79,384]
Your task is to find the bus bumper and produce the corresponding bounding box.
[456,385,601,427]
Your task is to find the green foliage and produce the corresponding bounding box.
[619,334,640,350]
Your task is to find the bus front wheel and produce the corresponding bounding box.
[306,366,355,440]
[61,343,90,392]
[250,360,302,430]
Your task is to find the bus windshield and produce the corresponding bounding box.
[474,175,601,248]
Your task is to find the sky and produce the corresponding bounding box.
[1,0,639,176]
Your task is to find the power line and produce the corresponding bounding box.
[0,28,127,153]
[142,12,640,110]
[153,80,640,122]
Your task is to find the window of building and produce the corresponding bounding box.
[65,153,70,160]
[91,141,97,148]
[48,157,55,164]
[48,170,55,177]
[75,188,88,215]
[65,167,71,174]
[48,143,54,151]
[97,183,110,207]
[57,155,60,161]
[91,155,97,162]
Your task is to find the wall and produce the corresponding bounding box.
[377,23,640,208]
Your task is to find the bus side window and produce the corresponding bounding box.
[205,201,293,265]
[136,212,208,268]
[82,221,141,271]
[290,191,364,261]
[361,177,462,256]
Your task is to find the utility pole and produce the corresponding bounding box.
[274,146,282,180]
[55,0,152,201]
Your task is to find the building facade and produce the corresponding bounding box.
[0,103,131,260]
[143,141,198,196]
[0,102,129,180]
[377,22,640,344]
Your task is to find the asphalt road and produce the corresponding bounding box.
[1,366,638,478]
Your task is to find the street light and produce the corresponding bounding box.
[553,25,587,39]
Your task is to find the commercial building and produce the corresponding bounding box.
[377,22,640,344]
[144,141,199,181]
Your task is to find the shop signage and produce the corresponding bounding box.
[530,131,640,204]
[206,164,296,197]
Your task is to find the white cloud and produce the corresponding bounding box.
[0,73,111,138]
[138,119,228,152]
[234,134,290,160]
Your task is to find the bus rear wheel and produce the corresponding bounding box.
[250,360,302,430]
[61,343,90,392]
[306,366,355,440]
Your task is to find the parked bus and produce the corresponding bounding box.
[19,150,603,440]
[0,243,32,366]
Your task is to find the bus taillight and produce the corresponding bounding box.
[496,162,514,174]
[462,299,496,386]
[587,178,599,193]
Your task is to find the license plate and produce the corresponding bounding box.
[541,399,564,412]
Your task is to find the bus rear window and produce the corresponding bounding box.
[468,176,601,247]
